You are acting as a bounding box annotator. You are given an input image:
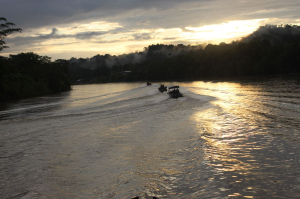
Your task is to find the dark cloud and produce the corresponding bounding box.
[6,28,67,46]
[2,0,300,31]
[163,37,178,40]
[132,33,153,41]
[1,0,210,29]
[75,31,107,40]
[38,28,59,39]
[5,27,116,46]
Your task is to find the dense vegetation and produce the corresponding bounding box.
[69,24,300,83]
[0,53,71,101]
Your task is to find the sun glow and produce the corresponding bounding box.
[185,19,267,41]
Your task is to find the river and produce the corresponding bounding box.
[0,76,299,199]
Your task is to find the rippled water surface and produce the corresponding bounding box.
[1,76,300,199]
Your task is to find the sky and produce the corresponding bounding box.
[1,0,300,60]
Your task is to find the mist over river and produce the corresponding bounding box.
[1,76,300,199]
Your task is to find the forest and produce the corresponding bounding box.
[0,53,71,101]
[68,24,300,83]
[1,24,300,101]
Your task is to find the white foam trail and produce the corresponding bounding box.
[181,86,216,101]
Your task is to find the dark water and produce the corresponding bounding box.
[0,77,299,199]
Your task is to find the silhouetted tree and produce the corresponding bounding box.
[0,17,22,51]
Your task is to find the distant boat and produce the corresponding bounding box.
[158,84,167,93]
[167,86,183,98]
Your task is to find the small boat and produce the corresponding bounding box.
[167,86,183,98]
[158,84,167,93]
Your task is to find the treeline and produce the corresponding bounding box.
[0,52,71,101]
[1,24,300,101]
[68,44,204,82]
[69,24,300,83]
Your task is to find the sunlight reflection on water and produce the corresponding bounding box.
[189,77,300,198]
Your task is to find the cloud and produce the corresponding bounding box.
[38,28,59,39]
[6,24,124,45]
[132,33,153,41]
[2,1,300,30]
[1,0,300,59]
[1,0,210,29]
[6,28,68,46]
[74,31,107,40]
[163,37,178,40]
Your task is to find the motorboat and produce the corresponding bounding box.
[158,84,167,93]
[167,86,183,98]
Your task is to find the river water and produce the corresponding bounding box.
[0,76,300,199]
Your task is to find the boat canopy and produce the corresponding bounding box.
[168,86,179,89]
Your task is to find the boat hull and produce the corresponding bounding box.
[168,92,183,98]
